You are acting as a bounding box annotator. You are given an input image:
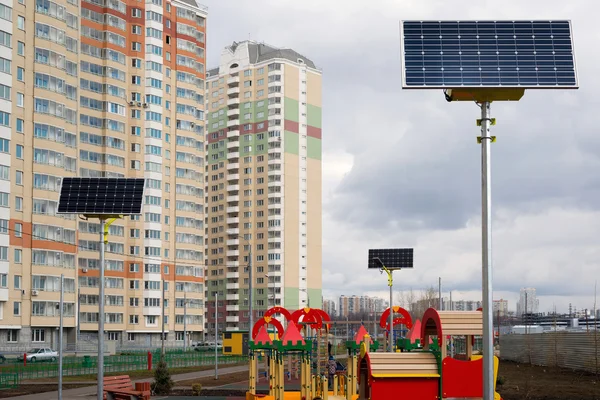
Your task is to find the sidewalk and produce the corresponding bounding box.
[6,365,249,400]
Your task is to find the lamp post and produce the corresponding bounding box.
[228,232,252,336]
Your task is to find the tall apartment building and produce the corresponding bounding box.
[323,299,336,317]
[0,0,207,349]
[204,41,323,333]
[517,288,539,316]
[493,299,509,317]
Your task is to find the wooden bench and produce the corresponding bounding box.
[103,375,151,400]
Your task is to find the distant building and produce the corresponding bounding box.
[517,288,539,316]
[440,298,482,311]
[338,295,387,317]
[323,299,336,317]
[493,299,509,316]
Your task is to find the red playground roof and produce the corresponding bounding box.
[353,325,373,345]
[280,322,306,346]
[408,319,422,343]
[254,325,273,345]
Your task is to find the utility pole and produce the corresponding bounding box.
[248,246,253,336]
[97,220,106,400]
[76,288,80,349]
[438,277,442,310]
[215,292,218,380]
[183,291,187,352]
[58,274,64,400]
[161,279,165,359]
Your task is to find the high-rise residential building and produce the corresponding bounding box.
[204,41,323,333]
[337,295,387,318]
[493,299,509,317]
[323,299,336,317]
[517,288,539,316]
[0,0,207,349]
[338,295,359,318]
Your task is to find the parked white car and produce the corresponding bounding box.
[17,348,58,362]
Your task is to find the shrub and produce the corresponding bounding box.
[151,361,174,395]
[496,375,506,386]
[192,383,202,396]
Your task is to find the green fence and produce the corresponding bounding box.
[0,352,246,382]
[0,373,18,390]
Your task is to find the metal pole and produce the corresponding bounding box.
[389,274,393,352]
[76,288,80,347]
[248,247,253,335]
[184,291,187,352]
[438,277,442,310]
[161,279,165,359]
[480,100,494,400]
[97,219,105,400]
[346,316,349,341]
[58,274,64,400]
[449,290,454,357]
[215,292,218,379]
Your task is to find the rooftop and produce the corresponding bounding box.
[207,40,318,77]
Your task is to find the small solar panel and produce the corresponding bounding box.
[401,20,578,89]
[57,178,145,215]
[368,248,414,270]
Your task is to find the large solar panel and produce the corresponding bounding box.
[401,20,578,89]
[368,248,414,270]
[57,178,145,215]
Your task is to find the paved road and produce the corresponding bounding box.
[5,365,249,400]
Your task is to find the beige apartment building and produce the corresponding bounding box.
[0,0,207,350]
[204,41,322,333]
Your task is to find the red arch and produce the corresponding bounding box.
[263,306,293,321]
[379,306,413,331]
[290,308,329,330]
[420,308,442,347]
[252,316,285,340]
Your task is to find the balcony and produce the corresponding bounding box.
[227,195,240,202]
[227,97,239,106]
[227,108,239,117]
[227,129,240,139]
[227,141,239,150]
[227,119,240,127]
[227,152,240,160]
[226,218,239,225]
[226,316,240,323]
[228,228,239,235]
[226,304,240,312]
[227,185,240,192]
[227,76,240,85]
[227,174,240,181]
[226,271,239,279]
[226,283,239,290]
[227,162,240,170]
[227,206,240,213]
[226,294,239,301]
[227,87,240,95]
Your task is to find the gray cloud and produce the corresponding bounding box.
[202,0,600,308]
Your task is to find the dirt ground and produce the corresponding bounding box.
[498,361,600,400]
[177,371,250,388]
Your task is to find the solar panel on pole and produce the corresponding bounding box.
[400,19,579,400]
[401,20,578,89]
[57,177,145,400]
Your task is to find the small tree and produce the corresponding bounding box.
[151,360,174,395]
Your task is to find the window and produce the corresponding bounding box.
[15,171,23,185]
[16,145,23,159]
[17,41,24,56]
[32,329,45,342]
[14,249,21,263]
[6,330,18,342]
[17,16,25,30]
[14,223,22,237]
[16,119,23,133]
[15,197,22,211]
[14,275,21,289]
[13,301,21,316]
[17,67,24,81]
[17,93,24,107]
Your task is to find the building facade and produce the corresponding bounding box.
[337,295,386,317]
[204,41,322,333]
[0,0,207,350]
[517,288,539,316]
[323,299,336,317]
[493,299,509,317]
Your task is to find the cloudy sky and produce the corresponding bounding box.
[201,0,600,314]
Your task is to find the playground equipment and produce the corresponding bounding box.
[358,308,503,400]
[247,306,349,400]
[379,306,413,352]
